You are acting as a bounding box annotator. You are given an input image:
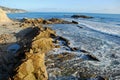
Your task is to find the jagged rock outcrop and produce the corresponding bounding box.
[13,26,57,80]
[0,8,11,23]
[19,18,78,27]
[0,24,58,80]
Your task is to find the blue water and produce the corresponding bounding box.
[8,12,120,24]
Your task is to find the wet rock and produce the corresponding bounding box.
[70,47,79,51]
[46,52,76,63]
[77,25,83,28]
[80,49,89,53]
[57,36,70,46]
[95,76,105,80]
[55,52,76,62]
[81,54,99,61]
[7,44,20,54]
[72,20,78,24]
[71,15,93,19]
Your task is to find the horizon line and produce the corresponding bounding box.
[22,11,120,15]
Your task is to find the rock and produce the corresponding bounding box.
[31,27,56,53]
[72,20,78,24]
[0,34,13,43]
[14,59,34,79]
[47,52,76,62]
[48,18,63,23]
[2,24,7,26]
[13,26,57,80]
[80,49,89,53]
[43,20,52,24]
[7,44,20,54]
[95,76,105,80]
[36,18,44,23]
[70,47,79,51]
[32,38,54,53]
[20,18,78,27]
[77,25,83,28]
[22,73,36,80]
[48,18,78,24]
[71,15,93,19]
[19,23,29,27]
[81,54,99,61]
[14,53,48,80]
[0,8,11,23]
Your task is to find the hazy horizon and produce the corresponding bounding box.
[0,0,120,14]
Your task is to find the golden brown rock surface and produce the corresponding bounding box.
[19,18,77,27]
[13,26,56,80]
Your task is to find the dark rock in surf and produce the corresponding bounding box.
[72,20,78,24]
[71,15,93,19]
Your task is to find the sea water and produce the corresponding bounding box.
[8,12,120,23]
[8,12,120,43]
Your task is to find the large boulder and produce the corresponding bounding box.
[0,8,11,23]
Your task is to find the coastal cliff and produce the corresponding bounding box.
[0,8,11,23]
[0,6,26,13]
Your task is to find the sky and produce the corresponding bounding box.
[0,0,120,14]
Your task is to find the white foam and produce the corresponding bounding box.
[78,20,120,36]
[64,18,120,37]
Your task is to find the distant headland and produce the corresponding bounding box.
[0,5,27,13]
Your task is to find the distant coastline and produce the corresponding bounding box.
[0,6,27,13]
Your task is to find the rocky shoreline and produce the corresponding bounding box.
[0,9,120,80]
[0,18,108,80]
[0,11,83,80]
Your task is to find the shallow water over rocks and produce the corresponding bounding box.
[46,24,120,80]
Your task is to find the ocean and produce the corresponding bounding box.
[8,12,120,24]
[8,12,120,38]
